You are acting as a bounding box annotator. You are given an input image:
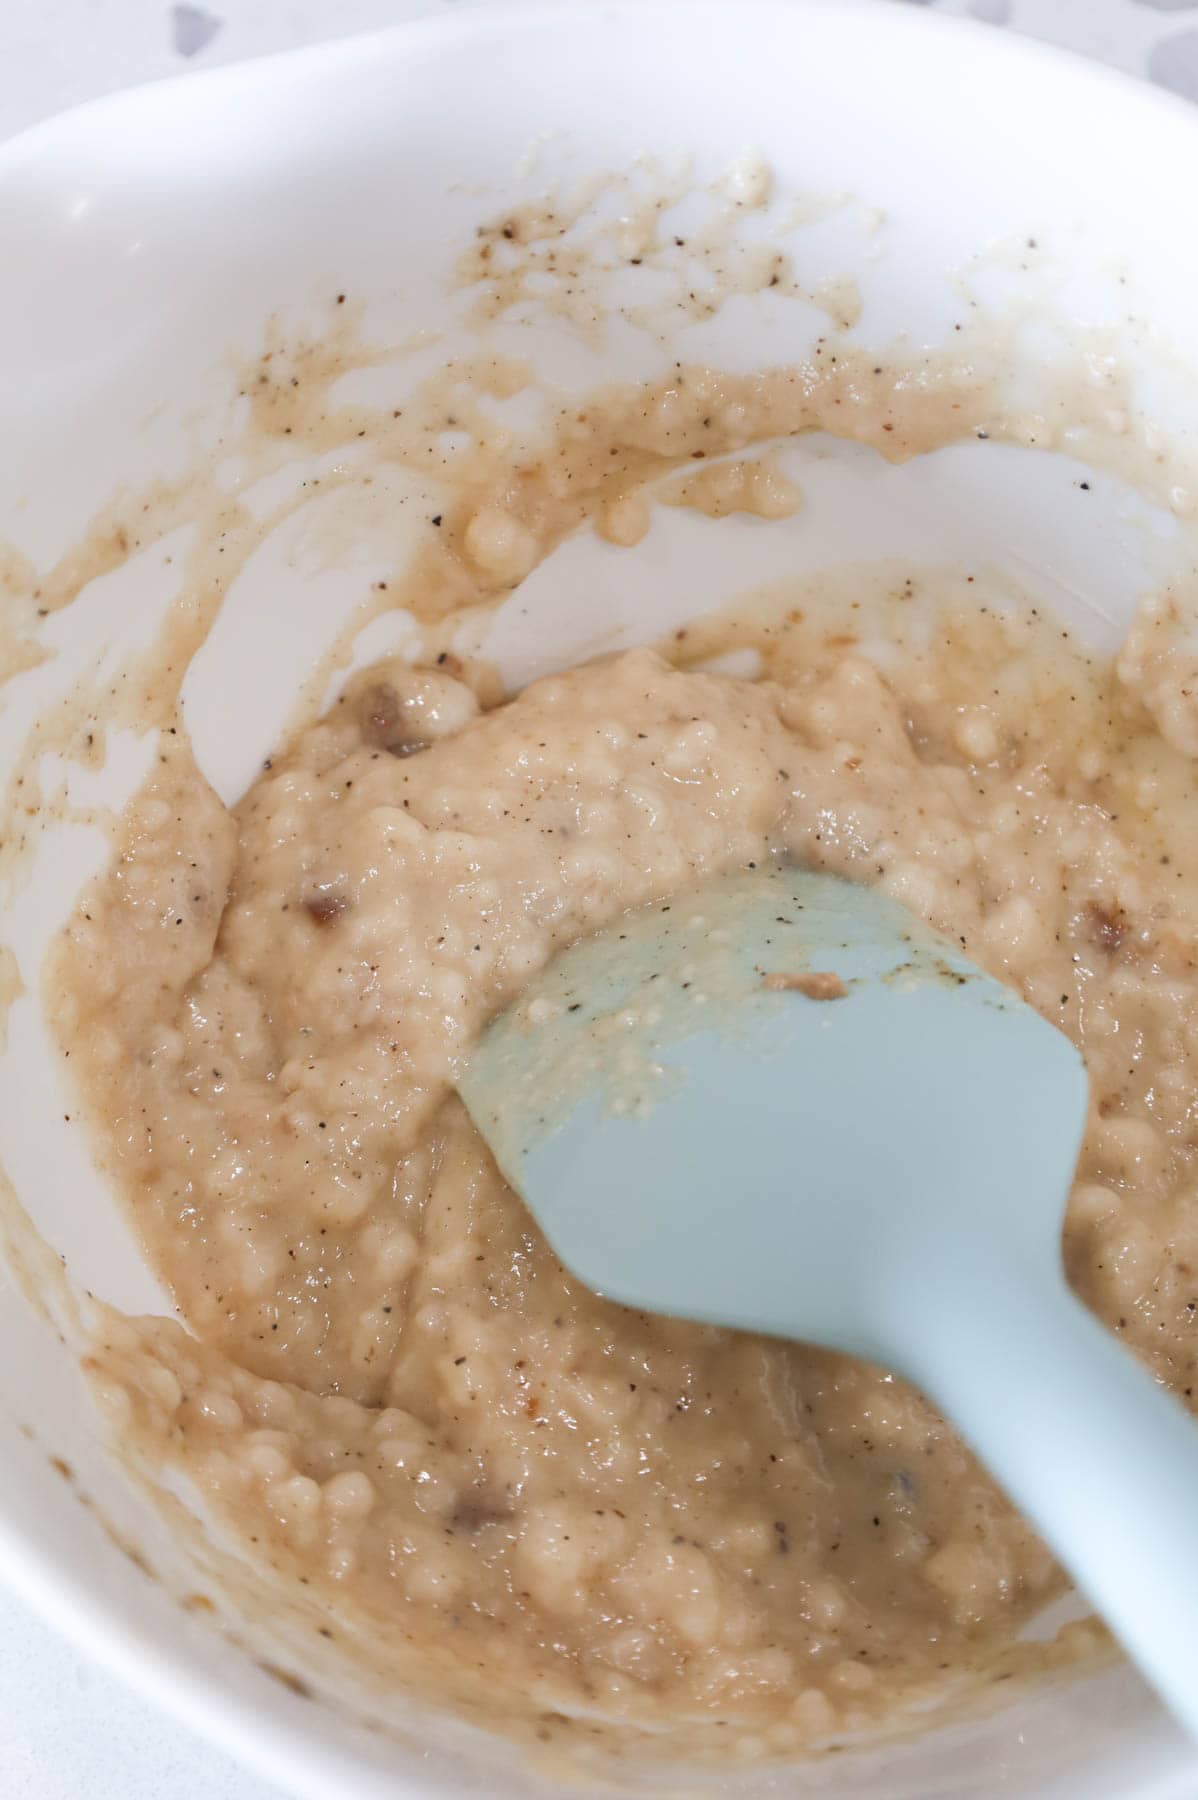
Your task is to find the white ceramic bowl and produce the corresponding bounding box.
[3,3,1198,1793]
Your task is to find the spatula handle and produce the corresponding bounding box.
[899,1259,1198,1739]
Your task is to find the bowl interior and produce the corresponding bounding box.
[1,4,1197,1794]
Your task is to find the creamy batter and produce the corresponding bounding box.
[49,581,1198,1757]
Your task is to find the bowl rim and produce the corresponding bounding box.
[2,0,1198,180]
[3,2,1198,1794]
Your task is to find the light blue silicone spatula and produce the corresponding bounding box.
[459,863,1198,1736]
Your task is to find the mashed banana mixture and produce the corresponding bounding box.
[50,586,1198,1754]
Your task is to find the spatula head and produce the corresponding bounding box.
[457,866,1089,1363]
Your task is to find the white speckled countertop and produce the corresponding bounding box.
[1,0,1196,1793]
